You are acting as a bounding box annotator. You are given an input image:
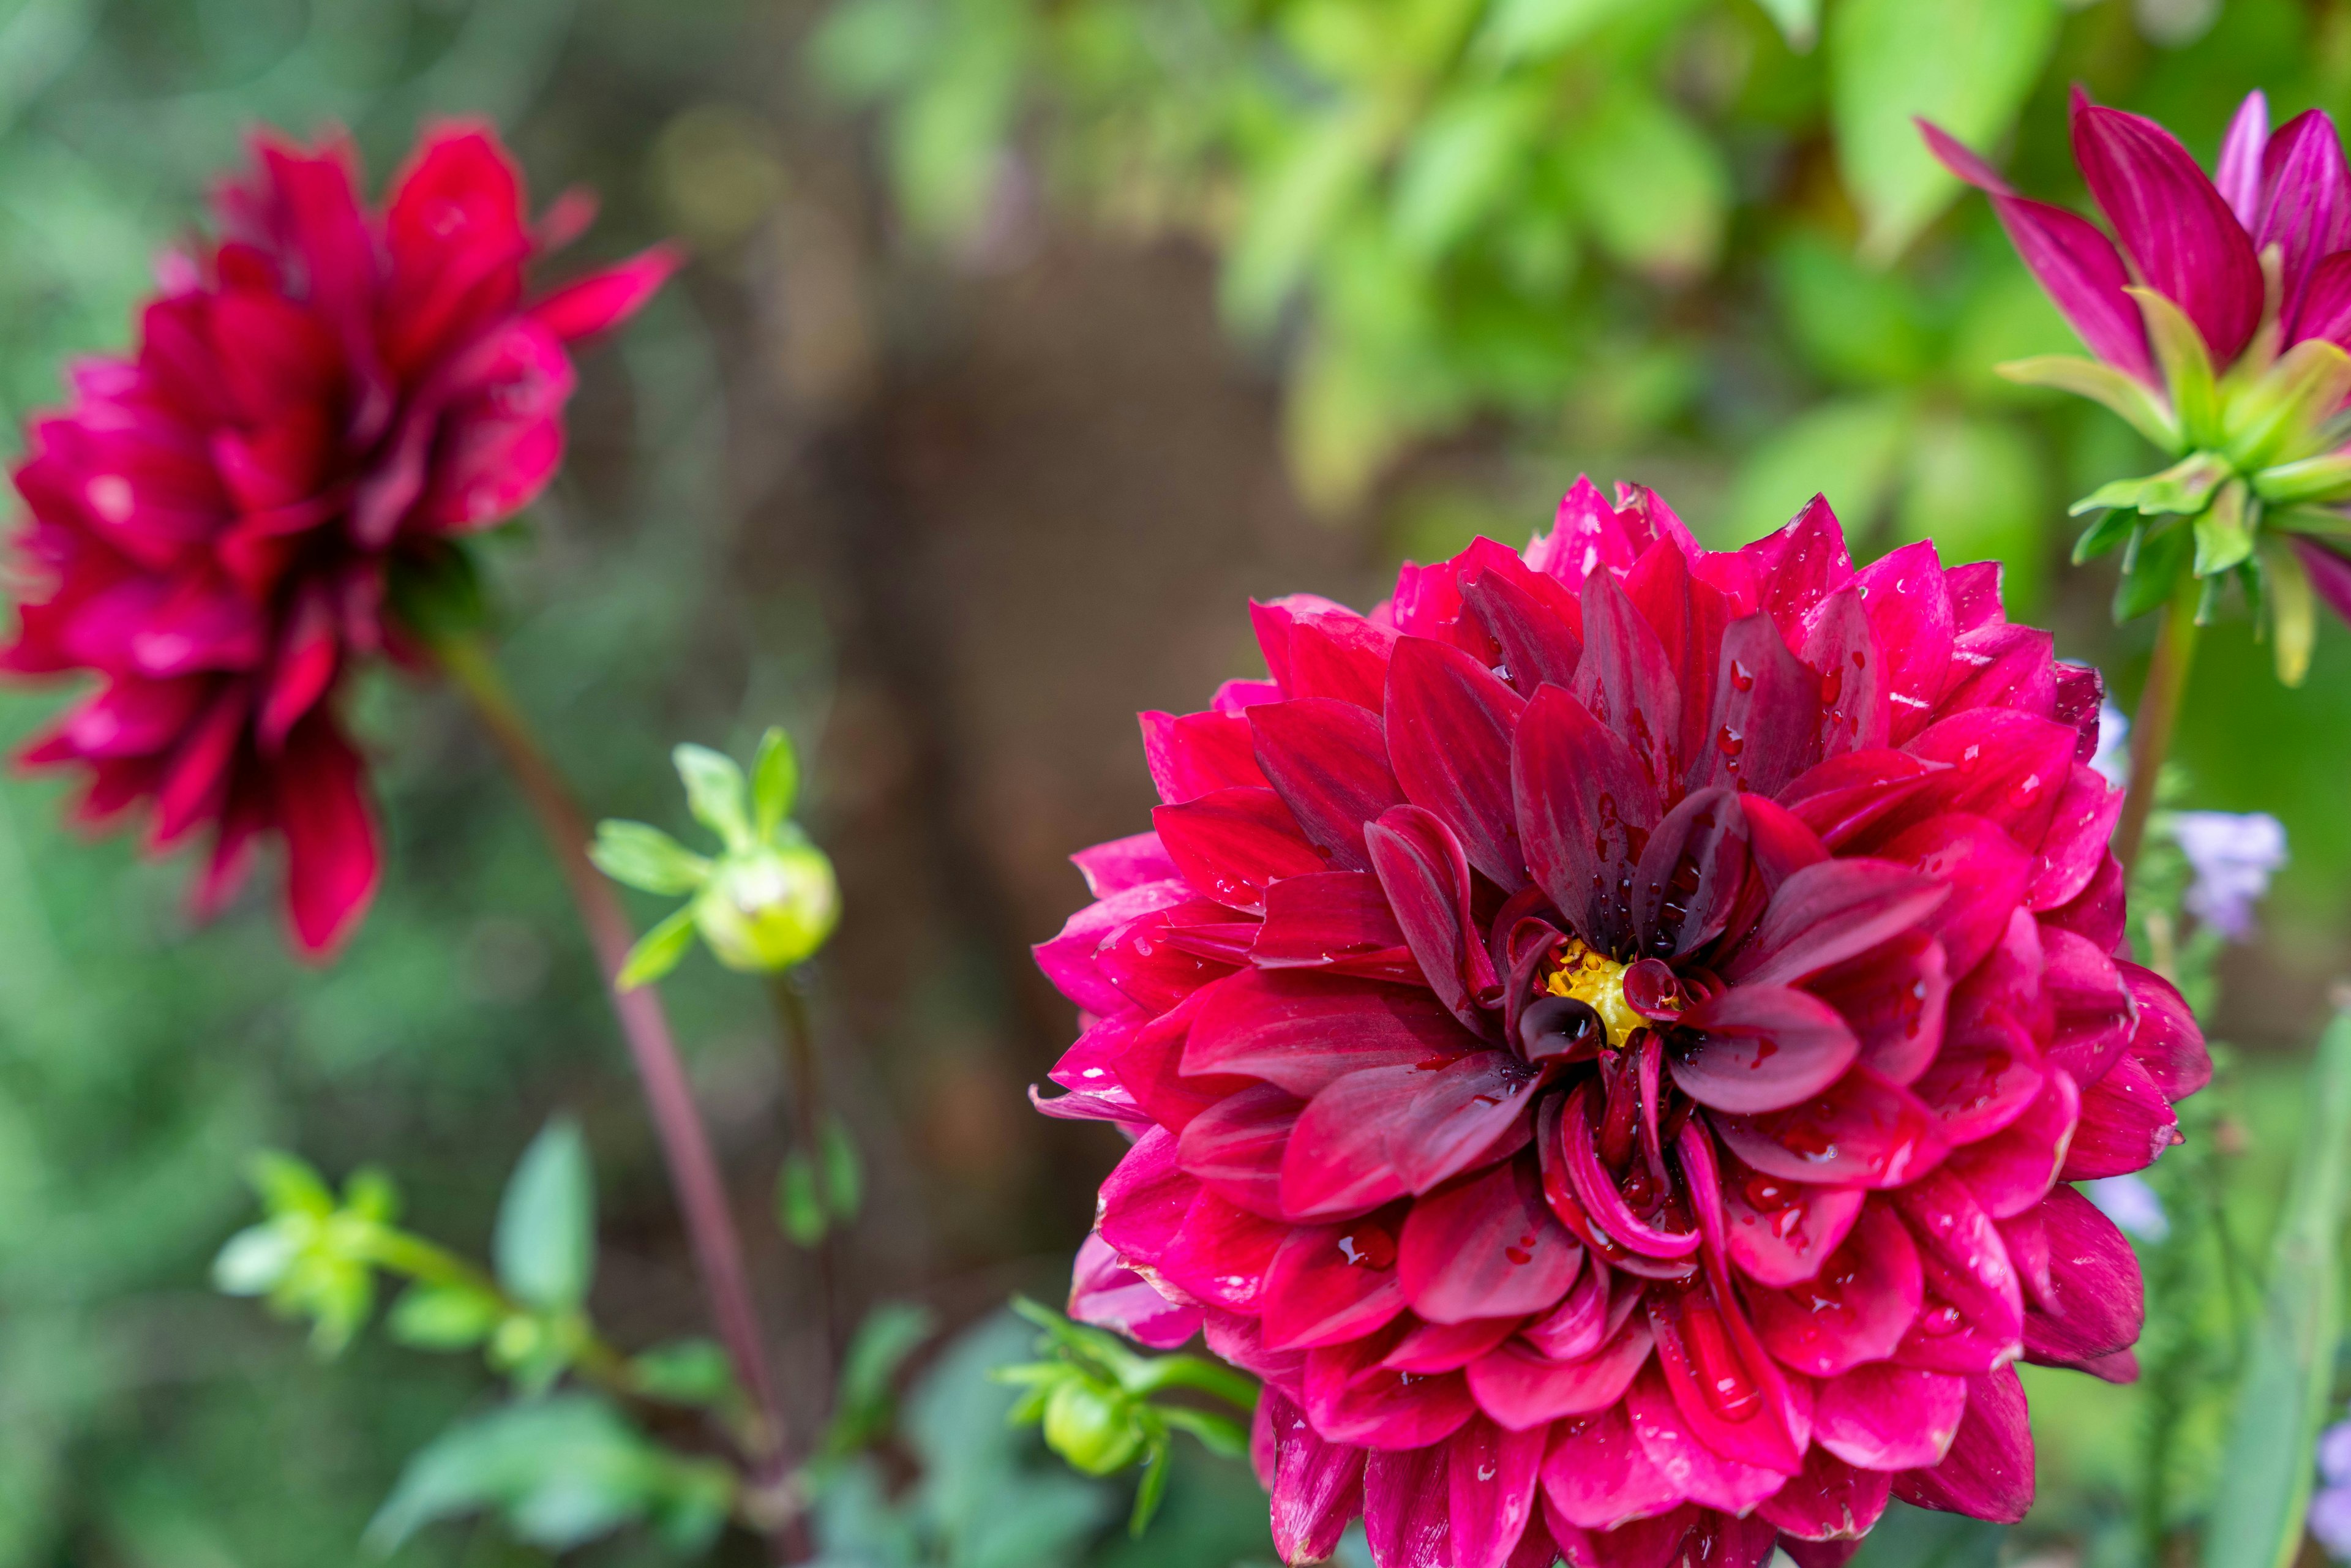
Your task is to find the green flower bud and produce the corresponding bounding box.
[691,839,840,972]
[1041,1376,1145,1476]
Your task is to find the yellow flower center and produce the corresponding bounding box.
[1543,940,1644,1050]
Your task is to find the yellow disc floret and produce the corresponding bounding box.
[1543,940,1643,1049]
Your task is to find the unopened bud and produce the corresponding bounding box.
[1042,1376,1144,1475]
[692,839,840,972]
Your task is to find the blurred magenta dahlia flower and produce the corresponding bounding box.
[1035,482,2208,1567]
[1925,91,2351,673]
[2,124,674,953]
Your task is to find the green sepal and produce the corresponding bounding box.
[249,1150,336,1218]
[2260,534,2319,687]
[2225,336,2351,468]
[2252,451,2351,506]
[2072,506,2140,564]
[2130,287,2221,447]
[2268,504,2351,539]
[1129,1436,1171,1537]
[2115,517,2190,623]
[751,727,800,842]
[1996,355,2180,451]
[2069,451,2230,520]
[672,743,754,851]
[1158,1406,1252,1459]
[2194,569,2229,625]
[2193,479,2257,577]
[590,820,710,896]
[617,904,697,990]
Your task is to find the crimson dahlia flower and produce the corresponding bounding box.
[2,124,673,953]
[1037,482,2207,1567]
[1925,91,2351,674]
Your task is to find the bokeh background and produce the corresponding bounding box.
[2,0,2349,1562]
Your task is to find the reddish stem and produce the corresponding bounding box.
[2113,583,2201,879]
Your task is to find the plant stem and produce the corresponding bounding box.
[434,633,803,1561]
[2114,582,2202,878]
[767,970,843,1373]
[359,1227,638,1393]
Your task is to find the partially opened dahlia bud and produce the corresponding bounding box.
[1,122,676,953]
[1036,481,2209,1568]
[1925,91,2351,682]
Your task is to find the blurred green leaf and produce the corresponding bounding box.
[808,0,936,102]
[247,1152,334,1219]
[590,820,710,896]
[1750,0,1818,51]
[1224,106,1387,334]
[631,1338,740,1409]
[751,726,801,841]
[778,1150,827,1246]
[1391,86,1542,263]
[386,1283,504,1351]
[1847,1499,2004,1567]
[1562,84,1727,282]
[1285,332,1409,515]
[1772,228,1938,387]
[1892,412,2047,614]
[618,905,698,991]
[1828,0,2058,261]
[211,1225,297,1297]
[822,1114,864,1220]
[827,1301,939,1456]
[493,1118,596,1313]
[1469,0,1640,69]
[1722,394,1913,546]
[365,1395,733,1556]
[672,743,753,850]
[2204,1008,2351,1568]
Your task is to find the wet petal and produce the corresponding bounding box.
[1805,929,1948,1086]
[1945,1068,2080,1220]
[1401,1158,1581,1324]
[1891,1368,2034,1524]
[1749,1200,1921,1377]
[1629,786,1749,961]
[1687,611,1822,800]
[1264,1212,1409,1349]
[1258,1389,1366,1564]
[1465,1312,1655,1430]
[1281,1065,1419,1220]
[1365,1445,1452,1567]
[2019,1184,2145,1367]
[1710,1066,1949,1190]
[1448,1416,1550,1568]
[1368,805,1501,1031]
[1386,635,1529,887]
[1754,1445,1891,1541]
[1185,970,1469,1098]
[1573,569,1682,797]
[1154,786,1323,913]
[1251,697,1407,872]
[1513,684,1660,953]
[1622,1365,1793,1514]
[1070,1232,1201,1349]
[2061,1051,2180,1179]
[1813,1362,1967,1471]
[1142,708,1267,803]
[1667,986,1859,1115]
[1725,858,1948,989]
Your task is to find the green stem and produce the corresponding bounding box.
[433,632,805,1562]
[2115,582,2201,879]
[357,1227,637,1393]
[767,971,844,1376]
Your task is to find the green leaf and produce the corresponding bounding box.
[2254,452,2351,507]
[248,1150,335,1218]
[1222,105,1387,334]
[1562,85,1728,282]
[822,1114,864,1220]
[1284,331,1410,516]
[1751,0,1818,50]
[751,727,800,842]
[2072,507,2139,565]
[2270,505,2351,539]
[1469,0,1640,67]
[2193,479,2257,577]
[828,1301,938,1455]
[1390,86,1541,262]
[778,1150,827,1246]
[493,1118,596,1313]
[343,1166,400,1224]
[366,1394,734,1555]
[1128,1437,1170,1536]
[2259,535,2319,688]
[672,743,753,850]
[2132,287,2222,448]
[2115,517,2191,623]
[2204,1008,2351,1568]
[806,0,934,103]
[589,820,710,896]
[885,0,1026,240]
[2068,451,2231,519]
[1996,355,2180,451]
[1722,394,1913,546]
[1772,227,1938,387]
[631,1338,740,1409]
[617,904,697,991]
[388,1283,505,1351]
[212,1223,298,1296]
[1827,0,2058,261]
[2226,336,2351,468]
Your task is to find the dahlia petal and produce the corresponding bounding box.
[2060,1051,2179,1179]
[1877,812,2034,979]
[1391,540,1513,656]
[2121,961,2210,1100]
[1115,989,1237,1129]
[1282,1065,1419,1219]
[1711,1066,1948,1190]
[1385,636,1529,887]
[152,683,252,846]
[1505,1515,1561,1568]
[1891,1367,2034,1524]
[1307,1333,1478,1450]
[1071,830,1179,897]
[1209,1310,1308,1396]
[1781,1533,1865,1568]
[2255,110,2351,320]
[1448,1416,1549,1568]
[1462,561,1584,696]
[1779,749,1944,853]
[1096,1127,1196,1269]
[1684,612,1821,800]
[1545,1502,1703,1568]
[528,244,681,342]
[275,715,379,956]
[1739,495,1856,644]
[1367,805,1501,1031]
[1253,598,1397,710]
[1800,587,1891,759]
[1258,1389,1368,1564]
[1400,1158,1581,1324]
[1070,1232,1202,1349]
[1521,1256,1615,1360]
[1154,786,1324,913]
[1539,1403,1682,1531]
[1912,1013,2046,1147]
[416,318,576,534]
[1386,1313,1529,1374]
[2041,924,2135,1085]
[1217,678,1286,714]
[1534,477,1639,587]
[2295,537,2351,625]
[1251,697,1408,872]
[2027,762,2123,912]
[1388,1051,1542,1194]
[1889,1172,2024,1367]
[2293,250,2351,347]
[1622,1366,1793,1514]
[1142,709,1267,803]
[1177,1082,1301,1218]
[1806,929,1948,1086]
[1722,1159,1867,1288]
[1264,1214,1409,1348]
[1630,786,1749,961]
[1466,1312,1655,1430]
[2019,1183,2145,1367]
[2052,662,2105,762]
[1035,881,1187,1013]
[1612,484,1701,560]
[1899,708,2079,849]
[1365,1445,1452,1568]
[1573,569,1681,798]
[1813,1362,1967,1471]
[2217,90,2270,228]
[1646,1282,1806,1472]
[1513,684,1660,954]
[2072,92,2263,365]
[2045,851,2126,954]
[1946,1068,2080,1220]
[1251,872,1419,981]
[48,675,207,759]
[1185,971,1470,1098]
[1668,986,1859,1115]
[1736,798,1830,907]
[1725,857,1948,989]
[1938,624,2057,721]
[1853,541,1956,745]
[130,572,268,677]
[1753,1446,1891,1541]
[1559,1087,1701,1259]
[1622,539,1734,775]
[1749,1200,1921,1377]
[1095,904,1239,1011]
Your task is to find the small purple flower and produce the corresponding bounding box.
[2082,1174,2170,1242]
[2172,811,2289,940]
[2314,1417,2351,1561]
